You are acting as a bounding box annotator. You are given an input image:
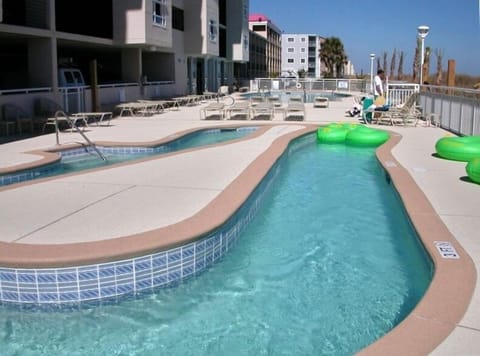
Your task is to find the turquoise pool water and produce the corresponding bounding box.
[0,134,432,354]
[0,127,256,186]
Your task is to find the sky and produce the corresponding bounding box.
[249,0,480,76]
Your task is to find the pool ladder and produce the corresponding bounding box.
[53,111,107,161]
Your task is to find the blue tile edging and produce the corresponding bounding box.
[0,132,308,306]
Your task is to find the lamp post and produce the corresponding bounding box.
[370,53,375,96]
[417,25,429,85]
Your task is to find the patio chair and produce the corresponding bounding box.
[288,95,304,104]
[0,110,16,136]
[200,102,225,120]
[1,103,34,134]
[225,101,251,120]
[313,96,329,108]
[249,95,266,107]
[284,102,306,121]
[373,93,421,126]
[251,102,274,120]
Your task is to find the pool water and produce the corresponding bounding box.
[0,134,432,354]
[0,127,256,186]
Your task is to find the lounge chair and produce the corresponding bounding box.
[251,102,274,120]
[200,102,225,120]
[368,93,421,126]
[1,103,34,134]
[0,110,16,136]
[284,102,306,121]
[288,95,304,103]
[313,96,329,108]
[43,111,89,132]
[249,95,265,107]
[226,101,251,120]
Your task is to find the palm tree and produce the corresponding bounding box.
[422,46,431,83]
[319,37,348,78]
[390,49,397,79]
[435,49,444,85]
[397,51,404,80]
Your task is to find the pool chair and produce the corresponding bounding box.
[313,96,329,108]
[1,103,34,134]
[226,101,251,120]
[288,95,304,103]
[251,102,274,120]
[200,102,225,120]
[249,95,266,107]
[284,102,306,121]
[366,93,421,126]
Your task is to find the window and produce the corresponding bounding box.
[172,6,184,31]
[301,37,306,42]
[287,47,294,53]
[252,25,266,31]
[287,58,294,63]
[287,37,294,42]
[300,59,305,63]
[301,48,306,52]
[244,34,249,49]
[209,19,218,42]
[153,0,168,28]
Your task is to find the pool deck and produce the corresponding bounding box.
[0,94,479,354]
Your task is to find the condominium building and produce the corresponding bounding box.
[281,34,324,78]
[248,13,281,78]
[0,0,249,113]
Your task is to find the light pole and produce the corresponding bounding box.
[417,25,429,85]
[370,53,375,96]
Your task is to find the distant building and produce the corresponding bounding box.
[247,13,282,78]
[281,34,325,78]
[344,61,356,77]
[0,0,249,112]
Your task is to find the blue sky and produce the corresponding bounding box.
[250,0,480,76]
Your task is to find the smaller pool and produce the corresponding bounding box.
[241,91,351,103]
[0,127,257,186]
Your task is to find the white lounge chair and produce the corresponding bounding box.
[364,93,421,126]
[284,102,306,121]
[226,101,251,120]
[313,96,329,108]
[251,102,274,120]
[200,103,225,120]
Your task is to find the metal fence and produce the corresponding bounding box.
[250,78,479,136]
[418,86,480,136]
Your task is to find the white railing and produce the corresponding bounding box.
[0,87,52,95]
[251,78,367,93]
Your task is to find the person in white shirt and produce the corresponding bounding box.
[374,69,386,97]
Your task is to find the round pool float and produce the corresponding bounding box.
[345,126,390,147]
[435,136,480,162]
[466,157,480,184]
[317,123,359,144]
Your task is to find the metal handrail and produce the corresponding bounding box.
[53,111,107,161]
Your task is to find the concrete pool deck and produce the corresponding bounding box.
[0,94,479,354]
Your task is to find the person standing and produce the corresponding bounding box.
[374,69,386,98]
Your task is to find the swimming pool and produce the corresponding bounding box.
[0,127,257,186]
[0,133,432,354]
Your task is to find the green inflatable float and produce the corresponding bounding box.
[317,124,389,147]
[345,126,390,147]
[435,136,480,161]
[466,157,480,184]
[316,123,358,143]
